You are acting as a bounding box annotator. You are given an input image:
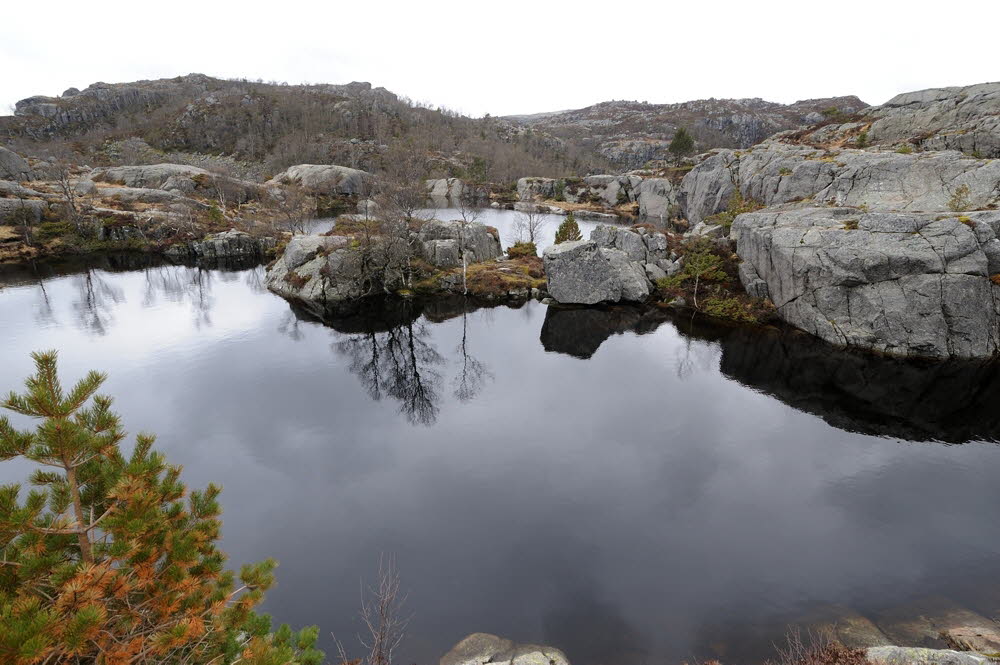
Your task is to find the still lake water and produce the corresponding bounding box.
[2,210,1000,664]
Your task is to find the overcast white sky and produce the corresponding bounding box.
[2,0,999,118]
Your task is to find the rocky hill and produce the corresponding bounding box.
[505,95,868,169]
[1,74,602,182]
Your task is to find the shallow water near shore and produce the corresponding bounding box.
[2,212,1000,664]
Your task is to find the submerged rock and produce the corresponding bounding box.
[731,206,1000,359]
[440,633,570,665]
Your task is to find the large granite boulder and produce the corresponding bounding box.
[0,199,46,223]
[91,163,260,203]
[266,164,372,195]
[731,205,1000,359]
[636,177,677,220]
[426,178,464,205]
[0,146,35,181]
[543,240,651,304]
[440,633,570,665]
[680,144,1000,225]
[418,219,502,268]
[517,177,557,201]
[590,224,669,263]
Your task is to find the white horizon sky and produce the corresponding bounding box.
[2,0,999,119]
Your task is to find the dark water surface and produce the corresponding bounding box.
[2,249,1000,664]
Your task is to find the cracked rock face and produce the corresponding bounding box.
[680,144,1000,225]
[732,206,1000,359]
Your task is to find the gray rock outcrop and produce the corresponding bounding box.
[867,647,992,665]
[0,198,46,223]
[190,230,275,259]
[0,147,35,181]
[440,633,570,665]
[680,144,1000,225]
[91,163,260,203]
[732,205,1000,359]
[418,219,502,268]
[426,178,465,205]
[266,164,372,196]
[266,219,502,313]
[792,81,1000,157]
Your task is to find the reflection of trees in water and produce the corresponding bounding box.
[454,309,493,402]
[141,265,215,328]
[336,319,444,426]
[330,299,494,426]
[72,269,124,335]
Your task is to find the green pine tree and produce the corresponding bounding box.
[0,351,323,665]
[554,213,582,244]
[668,127,695,159]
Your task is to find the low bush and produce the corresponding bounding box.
[507,241,537,258]
[34,220,75,241]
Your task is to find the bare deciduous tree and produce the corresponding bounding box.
[512,208,546,244]
[455,195,483,295]
[267,184,315,234]
[334,554,411,665]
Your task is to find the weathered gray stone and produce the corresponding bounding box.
[732,205,1000,359]
[283,234,349,270]
[517,177,557,201]
[189,230,275,259]
[0,198,46,223]
[637,177,677,219]
[92,163,260,202]
[74,179,97,196]
[440,633,570,665]
[418,219,502,268]
[543,240,651,304]
[867,647,992,665]
[591,224,669,263]
[266,164,372,195]
[0,181,43,198]
[0,146,35,181]
[426,178,464,204]
[645,262,668,282]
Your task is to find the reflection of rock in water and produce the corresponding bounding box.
[717,327,1000,443]
[305,297,495,426]
[540,306,671,359]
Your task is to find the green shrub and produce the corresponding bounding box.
[553,180,565,202]
[896,144,914,154]
[554,213,582,244]
[34,220,75,241]
[856,130,869,148]
[779,167,793,176]
[207,205,224,223]
[706,190,764,228]
[702,295,760,323]
[668,127,695,158]
[507,241,537,258]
